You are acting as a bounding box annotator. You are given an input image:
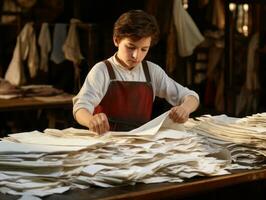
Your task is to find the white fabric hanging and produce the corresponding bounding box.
[173,0,204,57]
[27,25,39,78]
[62,18,84,65]
[246,32,260,91]
[50,23,67,64]
[236,32,260,116]
[4,37,25,85]
[5,23,39,85]
[38,23,51,72]
[63,18,84,90]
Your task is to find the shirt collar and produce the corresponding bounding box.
[111,53,141,72]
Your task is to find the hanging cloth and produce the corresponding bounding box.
[38,23,51,72]
[236,33,260,116]
[4,37,25,85]
[245,32,260,91]
[50,23,67,64]
[63,18,84,65]
[5,22,39,85]
[63,18,84,91]
[27,24,39,78]
[172,0,204,57]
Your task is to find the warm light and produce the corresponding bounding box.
[243,25,248,36]
[182,0,188,9]
[243,4,249,11]
[229,3,236,11]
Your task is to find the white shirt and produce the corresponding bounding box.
[73,54,199,115]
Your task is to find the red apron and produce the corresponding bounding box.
[93,60,153,131]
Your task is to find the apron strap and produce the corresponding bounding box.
[104,60,116,80]
[142,60,151,82]
[104,60,151,82]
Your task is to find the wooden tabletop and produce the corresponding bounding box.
[44,168,266,200]
[0,94,74,112]
[1,167,266,200]
[0,96,266,199]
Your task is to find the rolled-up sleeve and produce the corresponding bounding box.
[149,61,199,106]
[72,62,109,118]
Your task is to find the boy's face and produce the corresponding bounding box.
[114,36,151,69]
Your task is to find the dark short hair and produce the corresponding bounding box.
[113,10,160,46]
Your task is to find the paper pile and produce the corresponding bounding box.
[0,111,230,197]
[189,113,266,168]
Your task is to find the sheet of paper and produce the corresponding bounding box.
[0,141,86,153]
[6,131,105,147]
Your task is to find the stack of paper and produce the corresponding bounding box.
[0,112,230,197]
[236,112,266,127]
[189,114,266,168]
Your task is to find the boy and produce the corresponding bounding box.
[73,10,199,134]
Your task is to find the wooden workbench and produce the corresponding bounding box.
[0,94,73,112]
[1,97,266,199]
[1,167,266,200]
[0,94,74,134]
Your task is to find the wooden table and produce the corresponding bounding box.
[44,168,266,200]
[0,94,74,133]
[0,94,73,111]
[1,97,266,199]
[1,168,266,200]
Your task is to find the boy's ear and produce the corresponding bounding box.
[113,36,119,47]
